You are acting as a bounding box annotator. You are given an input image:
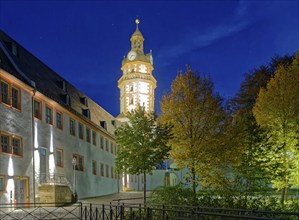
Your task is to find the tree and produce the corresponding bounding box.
[115,107,171,203]
[253,52,299,204]
[231,55,294,203]
[159,66,240,200]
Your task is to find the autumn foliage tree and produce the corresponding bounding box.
[159,67,240,199]
[253,52,299,204]
[231,55,294,201]
[115,107,172,203]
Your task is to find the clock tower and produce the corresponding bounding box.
[117,19,157,122]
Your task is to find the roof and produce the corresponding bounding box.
[0,29,119,138]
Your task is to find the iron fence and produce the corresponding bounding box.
[0,202,298,220]
[0,203,81,220]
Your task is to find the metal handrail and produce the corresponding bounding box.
[38,173,74,193]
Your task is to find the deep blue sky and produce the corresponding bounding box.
[0,0,298,117]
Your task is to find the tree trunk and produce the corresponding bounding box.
[191,167,197,203]
[143,171,147,204]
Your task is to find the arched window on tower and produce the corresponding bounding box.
[130,97,134,105]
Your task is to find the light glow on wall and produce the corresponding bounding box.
[5,178,14,203]
[49,128,55,175]
[34,150,40,179]
[8,156,14,176]
[34,122,38,149]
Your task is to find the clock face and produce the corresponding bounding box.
[128,51,137,61]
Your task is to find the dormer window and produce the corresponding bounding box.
[80,97,88,106]
[58,80,67,92]
[60,94,71,106]
[82,109,90,119]
[100,121,107,130]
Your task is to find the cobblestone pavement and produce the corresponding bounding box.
[80,191,151,204]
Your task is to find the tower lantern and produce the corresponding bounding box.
[117,19,156,122]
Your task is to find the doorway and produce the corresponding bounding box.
[14,176,29,207]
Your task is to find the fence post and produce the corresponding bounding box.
[110,204,113,220]
[162,204,165,220]
[95,207,98,220]
[102,204,105,220]
[80,203,83,220]
[147,207,151,220]
[120,204,124,220]
[89,203,92,220]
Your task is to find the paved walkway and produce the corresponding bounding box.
[80,191,151,204]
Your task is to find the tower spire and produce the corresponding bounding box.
[135,18,140,30]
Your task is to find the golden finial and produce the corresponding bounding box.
[135,18,140,29]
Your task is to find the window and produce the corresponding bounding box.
[73,154,84,171]
[100,136,104,149]
[1,81,9,105]
[0,132,22,156]
[56,111,63,130]
[101,163,104,177]
[45,106,53,124]
[130,85,133,92]
[12,137,22,156]
[34,100,42,119]
[111,142,114,154]
[12,87,20,109]
[0,176,4,193]
[78,123,84,140]
[92,131,96,146]
[56,149,63,167]
[0,80,21,110]
[86,127,91,143]
[92,160,97,175]
[1,135,10,153]
[105,139,109,151]
[106,164,109,178]
[130,97,134,105]
[69,118,76,136]
[111,167,114,179]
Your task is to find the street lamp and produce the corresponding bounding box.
[72,157,77,196]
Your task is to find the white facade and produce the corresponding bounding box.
[0,30,121,204]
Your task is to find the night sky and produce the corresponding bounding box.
[0,0,298,117]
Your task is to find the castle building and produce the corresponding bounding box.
[0,20,182,205]
[117,19,156,122]
[0,30,120,205]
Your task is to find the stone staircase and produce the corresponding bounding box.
[37,173,75,203]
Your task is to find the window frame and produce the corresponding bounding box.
[56,111,63,130]
[92,131,96,146]
[45,105,53,125]
[0,131,23,157]
[105,164,109,178]
[86,127,91,143]
[0,176,5,193]
[78,123,84,140]
[101,163,104,177]
[11,86,21,110]
[69,118,76,136]
[1,134,10,154]
[105,139,109,152]
[56,148,64,168]
[100,136,104,150]
[92,160,97,175]
[0,80,10,105]
[33,99,42,120]
[73,154,84,171]
[12,136,22,156]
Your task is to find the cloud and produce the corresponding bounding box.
[157,1,252,64]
